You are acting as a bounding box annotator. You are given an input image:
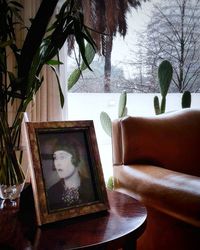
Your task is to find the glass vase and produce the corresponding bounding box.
[0,112,29,203]
[0,183,25,200]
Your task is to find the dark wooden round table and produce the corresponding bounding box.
[0,188,147,250]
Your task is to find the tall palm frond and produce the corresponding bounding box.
[80,0,149,92]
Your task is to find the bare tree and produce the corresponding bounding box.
[142,0,200,92]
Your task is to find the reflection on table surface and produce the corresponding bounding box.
[0,185,147,250]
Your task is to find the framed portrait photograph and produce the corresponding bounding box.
[26,120,109,226]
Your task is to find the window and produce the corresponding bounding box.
[61,0,200,181]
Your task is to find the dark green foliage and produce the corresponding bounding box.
[154,96,160,115]
[154,60,192,115]
[182,91,191,108]
[161,97,166,113]
[154,60,173,115]
[0,0,96,186]
[68,43,96,90]
[158,60,173,97]
[0,0,96,113]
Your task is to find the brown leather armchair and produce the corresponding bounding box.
[112,108,200,250]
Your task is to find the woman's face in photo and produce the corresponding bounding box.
[53,150,75,179]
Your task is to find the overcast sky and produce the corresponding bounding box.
[67,0,161,78]
[111,0,161,77]
[112,0,160,63]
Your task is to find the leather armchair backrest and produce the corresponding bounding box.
[112,109,200,176]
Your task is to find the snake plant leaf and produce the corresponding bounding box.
[118,90,127,118]
[158,60,173,97]
[100,111,112,137]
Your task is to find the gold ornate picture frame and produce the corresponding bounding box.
[26,120,109,226]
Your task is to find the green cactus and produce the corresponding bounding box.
[100,111,112,137]
[118,90,127,117]
[161,96,166,113]
[154,60,173,115]
[154,96,160,115]
[106,176,114,190]
[158,60,173,97]
[68,43,96,90]
[154,60,192,114]
[182,91,191,108]
[100,91,128,137]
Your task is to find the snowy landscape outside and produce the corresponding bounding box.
[65,0,200,181]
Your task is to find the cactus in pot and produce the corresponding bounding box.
[154,60,192,114]
[100,90,127,137]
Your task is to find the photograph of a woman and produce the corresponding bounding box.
[26,120,109,225]
[47,146,96,211]
[37,129,98,212]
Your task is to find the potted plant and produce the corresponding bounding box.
[0,0,95,200]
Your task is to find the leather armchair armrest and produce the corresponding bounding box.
[113,164,200,227]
